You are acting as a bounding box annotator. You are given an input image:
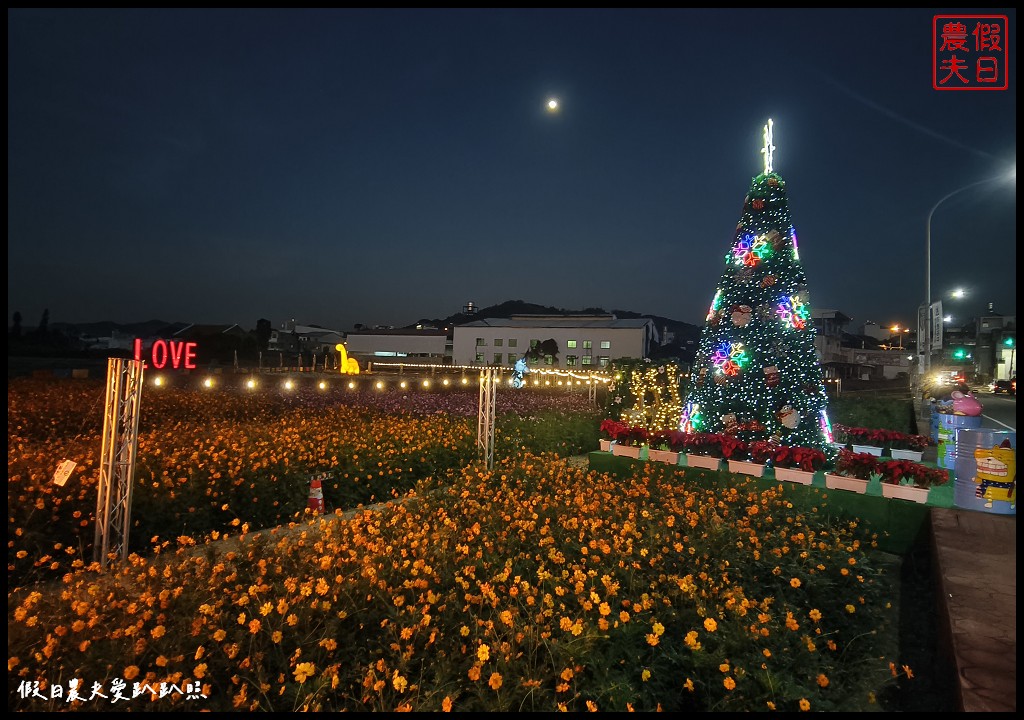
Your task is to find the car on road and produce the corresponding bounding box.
[990,378,1016,395]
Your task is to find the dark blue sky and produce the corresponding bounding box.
[8,8,1016,334]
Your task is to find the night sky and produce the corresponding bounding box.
[8,8,1016,335]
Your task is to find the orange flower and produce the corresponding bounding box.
[799,698,810,711]
[790,578,801,588]
[467,666,481,682]
[816,673,829,688]
[124,665,140,681]
[723,677,736,690]
[703,618,718,632]
[488,673,503,690]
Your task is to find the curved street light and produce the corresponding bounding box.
[924,170,1015,374]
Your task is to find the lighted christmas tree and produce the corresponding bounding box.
[680,120,834,451]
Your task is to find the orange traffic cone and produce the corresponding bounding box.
[307,476,325,513]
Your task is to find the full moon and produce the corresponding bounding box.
[546,98,559,112]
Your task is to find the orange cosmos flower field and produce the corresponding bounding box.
[8,377,913,712]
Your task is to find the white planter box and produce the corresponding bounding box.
[773,466,815,485]
[881,483,929,503]
[599,439,612,452]
[890,448,924,462]
[824,473,869,494]
[647,449,680,465]
[612,444,642,459]
[727,460,765,477]
[685,454,722,471]
[851,444,884,457]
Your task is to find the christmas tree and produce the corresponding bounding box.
[680,120,834,451]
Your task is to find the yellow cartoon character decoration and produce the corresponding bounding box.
[335,343,360,374]
[973,439,1016,507]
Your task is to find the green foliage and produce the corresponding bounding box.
[828,397,914,434]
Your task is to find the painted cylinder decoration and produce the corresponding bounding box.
[954,429,1016,515]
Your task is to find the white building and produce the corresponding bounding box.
[343,328,450,364]
[452,315,659,370]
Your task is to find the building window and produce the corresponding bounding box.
[600,341,611,349]
[508,353,518,364]
[494,338,503,347]
[583,340,593,349]
[475,353,485,363]
[544,355,554,365]
[530,339,540,349]
[476,338,486,346]
[493,353,502,364]
[528,355,539,366]
[598,356,610,367]
[566,355,577,366]
[567,340,577,348]
[581,356,593,366]
[508,339,517,348]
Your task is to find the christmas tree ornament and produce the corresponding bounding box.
[777,404,800,430]
[721,413,739,434]
[732,304,753,327]
[764,365,780,388]
[761,274,777,288]
[752,198,765,210]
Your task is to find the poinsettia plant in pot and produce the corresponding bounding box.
[619,425,650,448]
[747,440,779,465]
[599,419,630,442]
[685,432,745,459]
[843,426,895,448]
[876,459,948,488]
[773,445,826,472]
[889,432,930,452]
[833,448,881,479]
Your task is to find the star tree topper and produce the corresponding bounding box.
[761,118,775,174]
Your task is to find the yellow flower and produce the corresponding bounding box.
[766,701,776,710]
[845,604,856,614]
[477,644,490,662]
[683,678,694,692]
[641,669,651,682]
[488,672,503,690]
[809,608,822,622]
[799,698,810,711]
[271,631,282,644]
[703,618,718,632]
[652,621,664,637]
[392,671,408,693]
[294,662,315,684]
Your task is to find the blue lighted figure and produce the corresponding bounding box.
[512,356,529,388]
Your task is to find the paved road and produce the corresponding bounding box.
[974,392,1016,432]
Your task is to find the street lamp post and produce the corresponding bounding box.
[925,172,1014,375]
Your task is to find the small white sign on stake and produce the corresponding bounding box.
[53,459,77,487]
